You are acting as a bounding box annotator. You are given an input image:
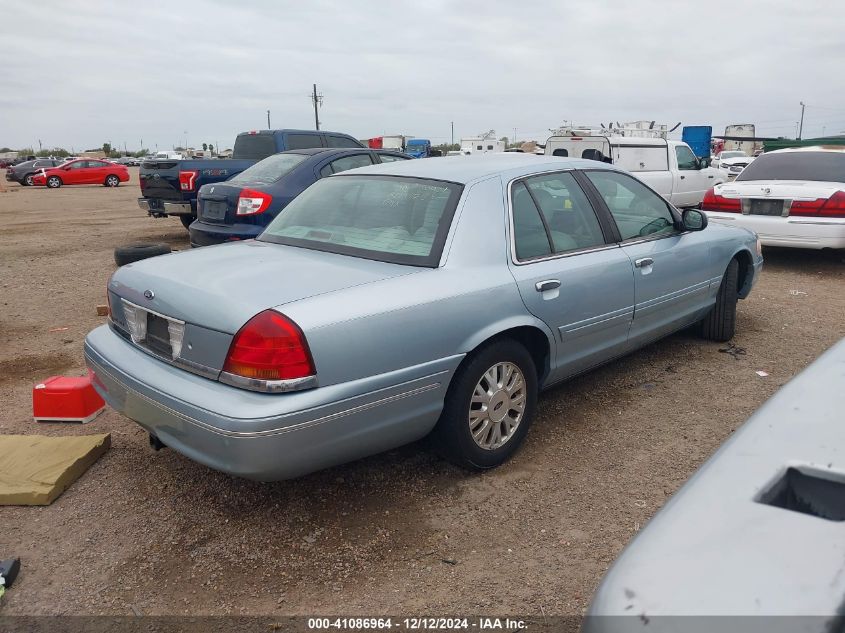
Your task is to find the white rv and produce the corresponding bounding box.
[460,137,505,154]
[545,134,726,208]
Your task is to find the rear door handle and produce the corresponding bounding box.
[680,175,686,179]
[535,279,561,292]
[708,175,714,178]
[634,257,654,268]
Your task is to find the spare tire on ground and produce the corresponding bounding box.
[114,242,172,267]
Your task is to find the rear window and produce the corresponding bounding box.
[286,134,324,150]
[326,135,363,148]
[736,151,845,183]
[259,175,463,266]
[233,134,277,160]
[229,153,308,185]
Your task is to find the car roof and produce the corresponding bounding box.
[345,154,616,184]
[768,146,845,154]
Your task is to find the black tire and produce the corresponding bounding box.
[699,258,739,342]
[114,242,171,267]
[179,215,194,230]
[46,176,62,189]
[105,175,120,187]
[432,338,538,471]
[23,173,35,186]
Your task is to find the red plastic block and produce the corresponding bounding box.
[33,372,105,424]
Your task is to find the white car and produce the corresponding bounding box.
[719,155,755,180]
[701,147,845,249]
[712,150,748,169]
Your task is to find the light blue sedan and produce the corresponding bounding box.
[84,155,763,480]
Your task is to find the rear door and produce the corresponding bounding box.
[582,169,713,348]
[86,160,110,184]
[506,170,635,382]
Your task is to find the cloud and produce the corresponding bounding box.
[1,0,843,151]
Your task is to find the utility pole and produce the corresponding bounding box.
[311,84,323,130]
[38,139,42,152]
[798,102,805,140]
[267,110,271,130]
[450,121,454,146]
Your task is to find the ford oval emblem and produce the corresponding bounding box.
[153,173,160,180]
[143,289,155,300]
[763,187,771,196]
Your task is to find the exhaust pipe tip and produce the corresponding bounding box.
[149,433,166,451]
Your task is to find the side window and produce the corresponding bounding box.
[585,170,676,241]
[378,154,409,163]
[523,172,606,253]
[328,153,373,174]
[511,183,551,260]
[552,148,568,157]
[319,164,334,178]
[476,145,482,151]
[89,161,108,168]
[675,145,698,170]
[326,135,361,148]
[68,161,86,170]
[286,134,323,150]
[487,145,493,150]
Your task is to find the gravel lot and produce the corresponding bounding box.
[1,168,843,616]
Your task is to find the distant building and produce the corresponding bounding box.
[80,150,107,159]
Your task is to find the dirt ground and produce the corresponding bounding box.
[1,169,843,617]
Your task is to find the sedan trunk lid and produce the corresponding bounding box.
[108,240,420,334]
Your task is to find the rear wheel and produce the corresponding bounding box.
[433,339,537,470]
[46,176,62,189]
[105,175,120,187]
[179,215,194,230]
[699,258,739,341]
[24,174,35,186]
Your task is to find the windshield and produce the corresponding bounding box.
[259,175,463,266]
[720,151,745,159]
[229,153,307,185]
[736,151,845,183]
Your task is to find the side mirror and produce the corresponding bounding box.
[682,208,708,231]
[698,156,711,169]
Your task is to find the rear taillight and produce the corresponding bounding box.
[820,191,845,218]
[701,188,741,213]
[222,310,316,390]
[178,170,198,191]
[236,188,272,215]
[788,198,825,216]
[789,191,845,218]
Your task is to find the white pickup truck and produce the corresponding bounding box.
[545,135,725,208]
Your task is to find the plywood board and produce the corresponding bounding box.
[0,434,111,505]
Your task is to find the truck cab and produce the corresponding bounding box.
[405,138,431,158]
[139,129,363,228]
[545,135,724,208]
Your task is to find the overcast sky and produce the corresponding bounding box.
[3,0,845,153]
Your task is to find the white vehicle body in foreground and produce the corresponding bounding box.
[702,147,845,249]
[545,135,725,208]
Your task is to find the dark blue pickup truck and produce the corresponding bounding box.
[138,129,363,228]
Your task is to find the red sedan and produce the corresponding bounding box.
[32,159,129,188]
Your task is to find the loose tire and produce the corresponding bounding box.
[179,215,194,230]
[699,258,739,342]
[114,242,171,267]
[46,176,62,189]
[24,174,35,186]
[433,339,538,470]
[105,175,120,187]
